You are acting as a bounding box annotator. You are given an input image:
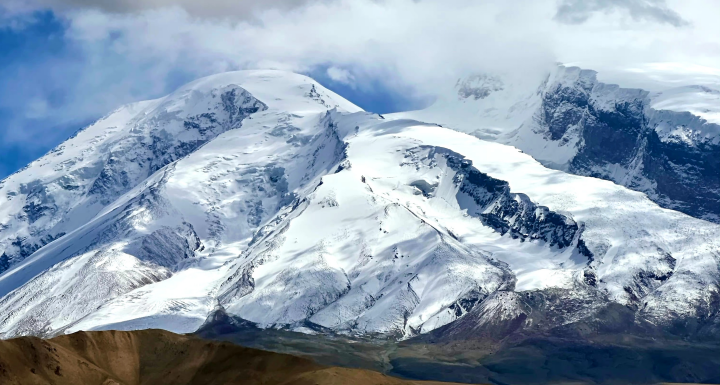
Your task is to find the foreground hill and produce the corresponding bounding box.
[0,329,471,385]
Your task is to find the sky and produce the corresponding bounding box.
[1,0,720,178]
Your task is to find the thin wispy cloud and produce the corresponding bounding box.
[555,0,689,27]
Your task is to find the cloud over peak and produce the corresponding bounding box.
[0,0,718,179]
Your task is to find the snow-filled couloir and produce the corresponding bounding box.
[0,69,719,340]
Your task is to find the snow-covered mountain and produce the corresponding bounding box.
[0,69,719,342]
[392,65,720,223]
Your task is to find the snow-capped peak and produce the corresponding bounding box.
[170,70,362,114]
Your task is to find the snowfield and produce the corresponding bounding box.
[0,69,719,339]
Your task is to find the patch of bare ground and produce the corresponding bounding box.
[0,329,477,385]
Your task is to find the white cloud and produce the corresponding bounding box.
[57,0,560,97]
[2,0,720,141]
[326,66,355,86]
[69,0,720,89]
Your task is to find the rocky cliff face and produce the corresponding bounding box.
[512,66,720,223]
[438,147,592,256]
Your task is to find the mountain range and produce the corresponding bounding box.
[0,65,719,383]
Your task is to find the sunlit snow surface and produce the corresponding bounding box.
[0,70,718,339]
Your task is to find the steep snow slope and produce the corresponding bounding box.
[0,79,263,276]
[0,70,719,341]
[0,70,360,336]
[391,65,720,222]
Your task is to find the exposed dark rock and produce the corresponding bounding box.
[19,181,56,224]
[448,289,488,318]
[0,233,65,275]
[536,68,720,222]
[423,146,593,258]
[0,254,9,274]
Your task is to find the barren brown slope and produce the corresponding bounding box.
[0,329,472,385]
